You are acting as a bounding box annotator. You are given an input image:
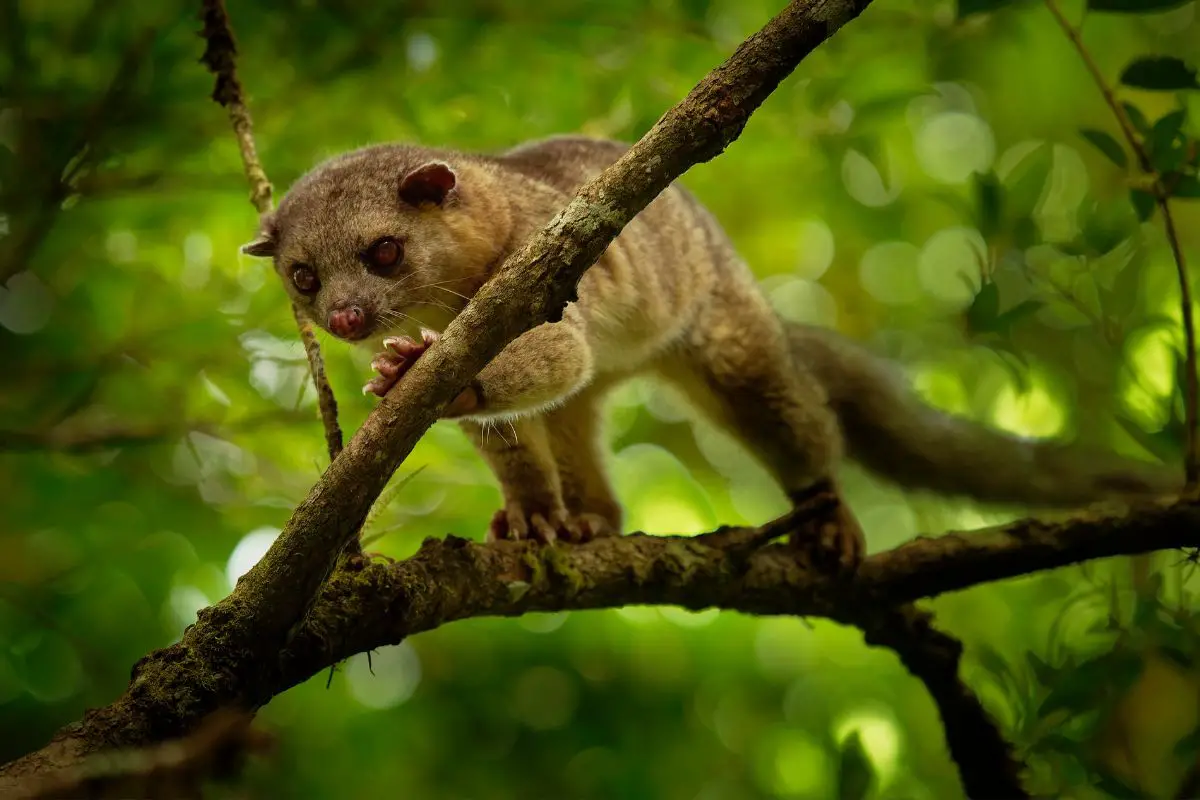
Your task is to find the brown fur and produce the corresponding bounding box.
[244,135,1180,562]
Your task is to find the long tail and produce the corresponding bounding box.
[787,323,1182,507]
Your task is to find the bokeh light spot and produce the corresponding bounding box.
[15,632,83,703]
[181,231,212,290]
[519,612,569,634]
[765,730,831,797]
[990,373,1066,439]
[858,241,922,305]
[225,527,280,588]
[834,707,903,784]
[914,112,995,184]
[168,585,210,629]
[511,666,578,730]
[406,33,439,72]
[767,277,838,327]
[661,606,719,628]
[346,643,422,710]
[841,148,900,207]
[0,271,54,334]
[795,219,835,280]
[918,227,986,309]
[105,230,138,262]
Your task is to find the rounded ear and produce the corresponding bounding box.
[241,212,278,257]
[241,235,276,258]
[399,161,457,208]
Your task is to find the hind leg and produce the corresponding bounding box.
[656,287,865,570]
[543,384,623,541]
[460,417,574,543]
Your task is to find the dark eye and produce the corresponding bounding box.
[362,236,404,274]
[292,264,320,295]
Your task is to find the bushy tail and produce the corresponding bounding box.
[787,323,1182,507]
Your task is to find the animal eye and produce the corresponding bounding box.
[362,236,404,274]
[292,264,320,294]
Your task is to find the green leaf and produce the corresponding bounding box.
[1026,652,1058,686]
[1005,144,1053,219]
[1089,0,1193,11]
[1120,57,1200,91]
[968,281,1002,334]
[1122,102,1151,135]
[1038,651,1143,715]
[1148,109,1188,173]
[974,171,1004,237]
[1084,196,1139,255]
[1080,129,1129,168]
[1130,189,1156,221]
[994,299,1045,333]
[1115,414,1180,463]
[957,0,1015,18]
[1036,733,1082,756]
[1105,248,1144,322]
[837,731,875,800]
[1172,174,1200,198]
[1132,589,1163,628]
[1092,770,1147,799]
[1162,645,1195,670]
[989,344,1032,393]
[1012,216,1040,248]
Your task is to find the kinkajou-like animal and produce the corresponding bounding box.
[242,135,1179,569]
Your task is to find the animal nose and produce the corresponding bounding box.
[328,305,366,338]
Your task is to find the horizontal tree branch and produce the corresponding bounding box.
[2,494,1191,795]
[278,495,1199,678]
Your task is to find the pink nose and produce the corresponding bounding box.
[328,306,366,338]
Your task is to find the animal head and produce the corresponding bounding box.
[242,145,507,342]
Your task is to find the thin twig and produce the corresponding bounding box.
[198,0,345,473]
[292,306,344,464]
[1043,0,1198,485]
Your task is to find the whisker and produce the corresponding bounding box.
[494,422,512,448]
[506,420,519,446]
[405,281,472,302]
[407,300,457,314]
[381,273,420,301]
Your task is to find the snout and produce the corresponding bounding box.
[328,305,373,340]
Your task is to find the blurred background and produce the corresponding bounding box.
[1,0,1199,797]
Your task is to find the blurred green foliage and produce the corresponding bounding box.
[1,0,1199,797]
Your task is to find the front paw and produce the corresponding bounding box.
[362,329,439,397]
